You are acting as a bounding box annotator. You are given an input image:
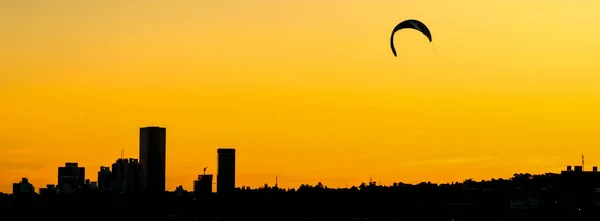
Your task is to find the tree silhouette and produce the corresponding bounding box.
[3,172,599,220]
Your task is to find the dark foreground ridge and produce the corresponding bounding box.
[3,173,600,221]
[3,128,599,220]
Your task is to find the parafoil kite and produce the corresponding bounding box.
[390,19,432,57]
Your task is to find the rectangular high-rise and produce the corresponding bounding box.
[217,148,236,194]
[139,126,166,193]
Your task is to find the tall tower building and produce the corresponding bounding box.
[217,148,236,194]
[139,126,166,193]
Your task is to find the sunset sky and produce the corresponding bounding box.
[2,0,600,193]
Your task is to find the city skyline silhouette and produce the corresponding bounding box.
[6,147,600,220]
[2,125,598,195]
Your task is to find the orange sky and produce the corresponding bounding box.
[2,0,600,192]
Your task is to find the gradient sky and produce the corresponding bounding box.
[2,0,600,193]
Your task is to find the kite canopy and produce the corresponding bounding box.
[390,19,432,57]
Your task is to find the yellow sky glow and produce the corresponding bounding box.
[2,0,600,192]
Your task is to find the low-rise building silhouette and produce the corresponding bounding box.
[111,158,143,194]
[12,178,35,196]
[57,162,85,194]
[194,174,213,196]
[560,165,600,194]
[38,184,56,196]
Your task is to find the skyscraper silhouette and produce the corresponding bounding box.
[139,126,166,193]
[217,148,236,194]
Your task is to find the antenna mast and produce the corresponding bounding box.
[203,167,207,175]
[582,154,585,170]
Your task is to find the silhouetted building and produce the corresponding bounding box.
[194,174,213,196]
[57,162,85,194]
[111,158,143,194]
[140,126,166,193]
[217,148,236,194]
[97,166,111,190]
[12,178,35,196]
[89,181,97,190]
[39,184,56,196]
[560,165,600,194]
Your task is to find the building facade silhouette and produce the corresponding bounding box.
[38,184,56,196]
[217,148,236,194]
[139,126,166,193]
[111,158,143,193]
[57,162,85,194]
[12,178,35,196]
[193,174,213,196]
[97,166,111,190]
